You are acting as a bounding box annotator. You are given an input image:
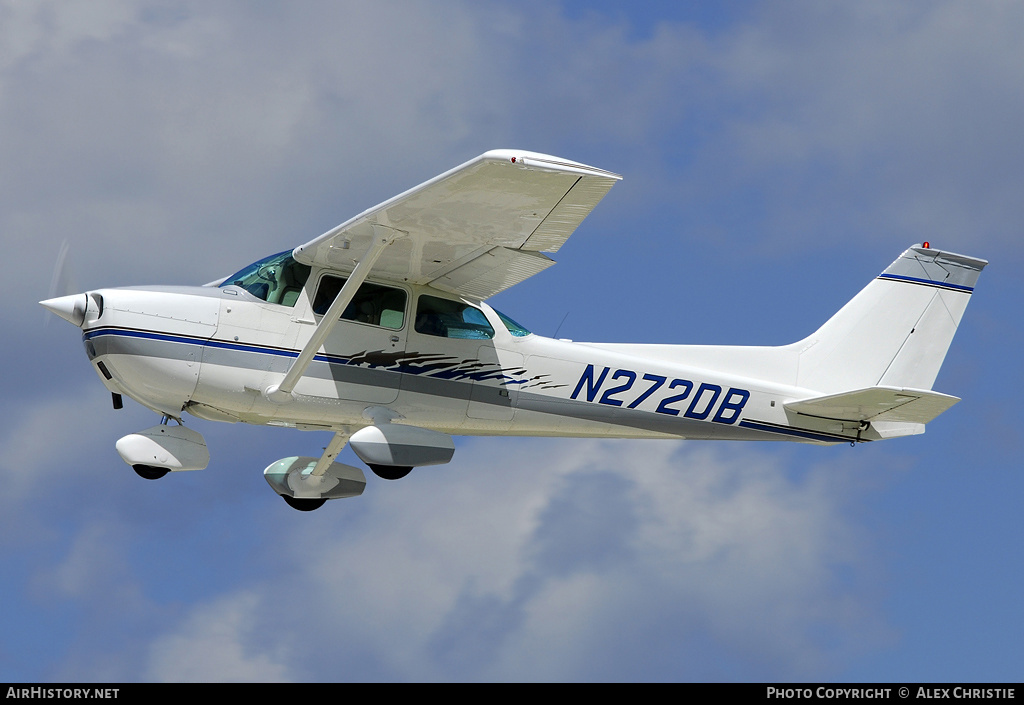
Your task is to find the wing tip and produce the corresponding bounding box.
[481,149,622,180]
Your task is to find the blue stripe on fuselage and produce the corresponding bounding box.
[738,419,858,443]
[84,326,341,363]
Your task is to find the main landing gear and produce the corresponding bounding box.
[118,416,453,512]
[281,496,328,512]
[264,432,367,511]
[264,423,455,510]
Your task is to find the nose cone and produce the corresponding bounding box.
[40,293,87,327]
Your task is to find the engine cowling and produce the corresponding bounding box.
[115,424,210,472]
[349,424,455,469]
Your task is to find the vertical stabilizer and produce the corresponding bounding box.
[796,245,986,394]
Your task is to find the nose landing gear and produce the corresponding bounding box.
[116,419,210,479]
[132,464,170,480]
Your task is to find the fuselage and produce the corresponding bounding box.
[76,271,865,446]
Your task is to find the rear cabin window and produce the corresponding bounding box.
[414,295,495,339]
[495,309,531,337]
[312,276,407,330]
[221,251,311,307]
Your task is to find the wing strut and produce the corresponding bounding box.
[265,227,399,402]
[310,430,351,478]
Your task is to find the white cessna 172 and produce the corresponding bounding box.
[41,150,986,511]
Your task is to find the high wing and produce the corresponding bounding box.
[292,149,621,300]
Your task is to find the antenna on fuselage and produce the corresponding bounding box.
[553,311,570,339]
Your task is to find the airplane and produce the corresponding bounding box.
[40,149,987,511]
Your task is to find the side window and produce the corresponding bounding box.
[312,276,406,330]
[415,295,495,339]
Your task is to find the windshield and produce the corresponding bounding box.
[221,251,311,307]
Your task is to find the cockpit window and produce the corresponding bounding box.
[495,309,531,337]
[312,275,407,330]
[221,250,311,307]
[415,295,495,339]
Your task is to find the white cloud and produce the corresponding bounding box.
[129,438,884,681]
[0,361,890,680]
[689,1,1024,249]
[0,0,136,72]
[8,0,1021,309]
[0,391,127,508]
[144,592,291,682]
[5,1,1013,682]
[36,520,134,599]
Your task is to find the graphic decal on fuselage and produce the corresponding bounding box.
[569,363,750,425]
[341,349,549,387]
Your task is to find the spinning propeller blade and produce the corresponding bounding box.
[42,240,85,327]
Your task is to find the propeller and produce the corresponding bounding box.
[41,239,86,327]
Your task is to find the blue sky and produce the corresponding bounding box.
[3,0,1022,682]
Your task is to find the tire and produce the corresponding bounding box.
[282,495,327,511]
[368,464,413,480]
[133,464,169,480]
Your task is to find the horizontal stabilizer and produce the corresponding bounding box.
[785,387,960,424]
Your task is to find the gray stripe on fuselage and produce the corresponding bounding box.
[92,329,404,391]
[89,332,197,364]
[87,329,840,441]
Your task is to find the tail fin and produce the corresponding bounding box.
[795,244,987,394]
